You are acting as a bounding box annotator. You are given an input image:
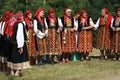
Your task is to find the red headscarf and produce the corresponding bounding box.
[1,10,11,22]
[24,10,32,17]
[15,11,23,22]
[115,8,120,24]
[99,8,113,28]
[80,10,88,25]
[63,8,72,24]
[5,12,15,37]
[34,8,44,23]
[3,11,15,36]
[24,10,32,30]
[47,8,57,23]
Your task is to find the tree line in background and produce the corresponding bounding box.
[0,0,120,47]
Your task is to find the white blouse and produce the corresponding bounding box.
[33,19,48,39]
[0,22,5,35]
[94,17,114,30]
[74,17,94,30]
[16,23,24,48]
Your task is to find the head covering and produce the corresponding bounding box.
[63,8,72,24]
[1,10,11,21]
[24,10,32,30]
[48,8,55,15]
[47,8,57,23]
[81,10,87,14]
[4,11,15,36]
[24,10,32,17]
[99,8,113,28]
[101,8,109,14]
[80,10,88,25]
[116,8,120,11]
[114,7,120,24]
[15,11,23,21]
[64,8,72,14]
[34,8,44,23]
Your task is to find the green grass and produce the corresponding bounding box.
[0,49,120,80]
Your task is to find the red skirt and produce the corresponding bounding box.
[78,30,93,52]
[26,28,36,56]
[36,37,48,55]
[47,28,61,54]
[97,26,111,50]
[111,31,120,52]
[61,28,76,53]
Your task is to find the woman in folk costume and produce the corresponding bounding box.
[10,11,29,76]
[24,10,36,65]
[4,11,16,74]
[61,8,76,63]
[77,10,94,61]
[45,8,62,63]
[0,10,11,72]
[95,8,113,60]
[111,8,120,61]
[34,8,48,65]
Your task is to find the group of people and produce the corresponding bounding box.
[0,7,120,76]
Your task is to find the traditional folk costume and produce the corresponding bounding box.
[77,10,94,60]
[61,8,76,62]
[4,12,16,74]
[24,10,36,65]
[10,12,29,76]
[0,10,11,72]
[74,11,80,50]
[111,8,120,60]
[34,8,48,65]
[45,8,62,63]
[95,8,113,59]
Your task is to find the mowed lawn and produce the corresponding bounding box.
[0,49,120,80]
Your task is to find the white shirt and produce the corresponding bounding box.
[33,19,48,39]
[74,17,94,30]
[0,22,5,35]
[0,22,2,34]
[44,17,63,28]
[60,17,76,30]
[94,17,114,30]
[16,23,24,48]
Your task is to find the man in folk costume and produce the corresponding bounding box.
[45,8,62,64]
[23,10,36,65]
[111,8,120,61]
[10,12,29,76]
[0,10,11,73]
[95,8,113,60]
[61,8,76,63]
[34,8,48,65]
[77,10,94,61]
[74,10,80,47]
[74,10,81,30]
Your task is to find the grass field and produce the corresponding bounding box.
[0,49,120,80]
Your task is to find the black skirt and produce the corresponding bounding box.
[11,42,29,63]
[0,36,6,58]
[6,42,13,62]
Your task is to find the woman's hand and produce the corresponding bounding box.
[18,48,23,54]
[112,27,116,31]
[71,28,75,32]
[116,28,120,32]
